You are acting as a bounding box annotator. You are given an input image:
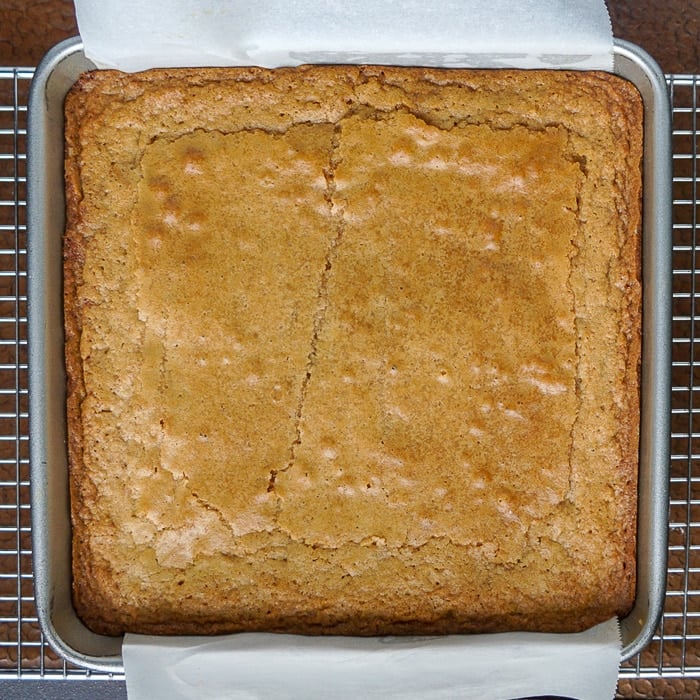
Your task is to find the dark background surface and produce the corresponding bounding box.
[1,1,699,698]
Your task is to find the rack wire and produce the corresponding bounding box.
[617,74,700,681]
[0,66,117,683]
[0,65,698,694]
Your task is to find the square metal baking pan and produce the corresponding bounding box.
[26,36,672,673]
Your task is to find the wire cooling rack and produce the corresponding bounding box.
[0,66,698,696]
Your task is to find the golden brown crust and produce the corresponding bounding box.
[64,65,642,636]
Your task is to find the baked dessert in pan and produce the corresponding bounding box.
[63,65,642,636]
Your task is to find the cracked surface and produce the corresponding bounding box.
[272,135,346,495]
[64,65,642,636]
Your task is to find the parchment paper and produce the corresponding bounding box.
[123,619,622,700]
[74,0,614,72]
[74,1,622,698]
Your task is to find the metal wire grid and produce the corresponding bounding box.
[616,73,700,681]
[0,67,116,681]
[0,67,35,676]
[0,65,696,688]
[622,76,700,678]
